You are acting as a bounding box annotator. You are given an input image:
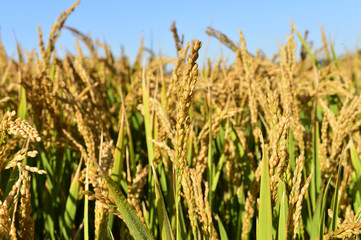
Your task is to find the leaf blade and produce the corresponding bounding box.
[100,166,154,240]
[257,150,272,240]
[151,164,174,240]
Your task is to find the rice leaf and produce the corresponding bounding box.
[61,159,82,239]
[97,163,154,240]
[216,215,229,240]
[287,128,295,171]
[311,122,321,211]
[294,25,321,70]
[277,179,288,240]
[142,58,156,235]
[350,141,361,209]
[112,109,125,182]
[212,153,226,193]
[18,86,27,120]
[329,159,342,232]
[319,179,331,240]
[177,203,187,240]
[108,108,126,235]
[257,149,272,240]
[151,164,174,240]
[310,192,323,240]
[350,141,361,176]
[50,64,56,82]
[142,59,154,165]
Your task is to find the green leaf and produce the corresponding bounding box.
[329,160,342,232]
[142,59,156,235]
[212,124,228,194]
[350,141,361,210]
[350,141,361,176]
[311,122,321,211]
[61,159,82,239]
[216,215,229,240]
[112,109,125,182]
[310,192,323,240]
[142,60,154,165]
[4,167,19,200]
[50,64,56,82]
[319,179,331,240]
[108,108,126,235]
[257,150,272,240]
[18,86,27,120]
[97,163,154,240]
[177,203,187,240]
[294,25,321,70]
[287,128,295,171]
[277,180,288,240]
[212,153,226,193]
[151,164,174,240]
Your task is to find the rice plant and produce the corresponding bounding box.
[1,1,361,239]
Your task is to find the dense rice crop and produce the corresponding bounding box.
[1,1,361,239]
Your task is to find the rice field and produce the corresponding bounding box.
[1,1,361,239]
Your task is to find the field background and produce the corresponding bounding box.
[1,1,361,240]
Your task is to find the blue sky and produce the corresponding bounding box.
[1,1,361,63]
